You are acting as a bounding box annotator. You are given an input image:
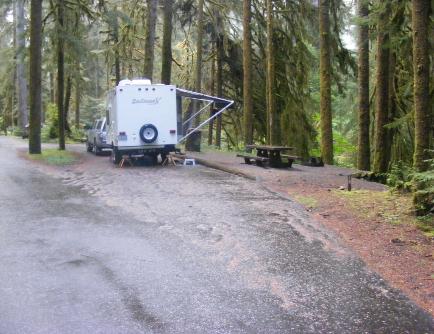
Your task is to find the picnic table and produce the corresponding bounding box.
[238,145,299,168]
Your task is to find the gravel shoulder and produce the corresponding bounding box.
[187,149,434,316]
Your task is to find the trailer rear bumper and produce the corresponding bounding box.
[114,145,176,155]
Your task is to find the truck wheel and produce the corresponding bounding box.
[93,140,102,156]
[111,147,121,164]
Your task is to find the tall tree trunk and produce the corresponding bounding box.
[73,52,80,129]
[64,75,72,134]
[49,72,55,103]
[193,0,204,126]
[113,6,121,85]
[215,12,223,148]
[143,0,158,80]
[161,0,173,84]
[29,0,42,154]
[243,0,253,147]
[373,3,390,173]
[412,0,431,172]
[75,76,80,129]
[16,0,29,134]
[266,0,277,145]
[385,52,397,165]
[57,0,65,150]
[208,48,215,146]
[357,0,370,170]
[319,0,333,164]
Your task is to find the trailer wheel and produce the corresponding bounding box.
[111,146,121,164]
[139,124,158,144]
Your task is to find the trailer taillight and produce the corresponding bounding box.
[170,130,176,134]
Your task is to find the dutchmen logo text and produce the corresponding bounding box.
[132,97,162,105]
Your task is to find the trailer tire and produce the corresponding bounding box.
[111,146,121,164]
[139,124,158,144]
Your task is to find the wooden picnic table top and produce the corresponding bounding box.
[246,145,295,151]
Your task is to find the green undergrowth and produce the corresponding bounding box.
[335,189,434,237]
[28,149,79,166]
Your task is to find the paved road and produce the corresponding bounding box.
[0,136,433,334]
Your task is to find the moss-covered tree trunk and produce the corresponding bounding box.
[385,52,397,165]
[412,0,431,172]
[208,48,215,146]
[266,0,277,145]
[143,0,158,80]
[192,0,204,127]
[28,0,42,154]
[373,3,390,173]
[215,13,223,148]
[57,0,66,150]
[74,76,80,129]
[64,75,72,134]
[243,0,253,146]
[357,0,370,170]
[161,0,173,84]
[319,0,333,164]
[113,6,121,85]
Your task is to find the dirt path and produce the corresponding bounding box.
[187,149,434,316]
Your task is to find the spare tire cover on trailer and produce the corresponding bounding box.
[139,124,158,143]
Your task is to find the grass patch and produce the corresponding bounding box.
[28,149,79,166]
[416,215,434,238]
[294,195,318,209]
[335,189,434,237]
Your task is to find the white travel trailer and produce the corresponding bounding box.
[106,79,234,164]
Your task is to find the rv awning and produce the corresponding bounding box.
[176,88,234,143]
[176,88,234,106]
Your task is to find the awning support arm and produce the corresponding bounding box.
[178,101,234,142]
[182,100,213,126]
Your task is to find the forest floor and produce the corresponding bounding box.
[187,149,434,316]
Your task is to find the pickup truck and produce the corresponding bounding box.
[86,118,111,155]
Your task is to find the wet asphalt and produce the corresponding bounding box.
[0,136,433,334]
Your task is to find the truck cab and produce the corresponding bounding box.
[86,118,110,155]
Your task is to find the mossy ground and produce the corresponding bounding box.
[334,189,434,237]
[27,149,79,166]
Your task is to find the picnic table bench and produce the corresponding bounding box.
[236,154,270,167]
[240,145,298,168]
[280,154,302,168]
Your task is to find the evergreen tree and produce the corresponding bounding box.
[28,0,43,154]
[143,0,158,80]
[243,0,253,147]
[373,2,391,173]
[412,0,431,172]
[357,0,370,170]
[161,0,174,84]
[319,0,333,164]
